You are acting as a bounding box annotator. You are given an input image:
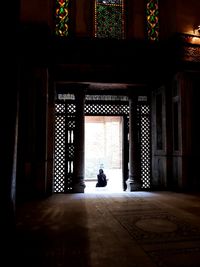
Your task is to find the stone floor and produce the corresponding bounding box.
[14,191,200,267]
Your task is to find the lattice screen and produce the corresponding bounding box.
[139,104,151,188]
[85,103,129,115]
[65,106,76,191]
[54,102,76,193]
[54,98,151,192]
[54,103,66,192]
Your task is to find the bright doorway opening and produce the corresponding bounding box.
[84,116,123,193]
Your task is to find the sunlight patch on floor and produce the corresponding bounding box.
[84,168,123,193]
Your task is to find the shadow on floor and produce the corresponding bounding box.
[14,195,92,267]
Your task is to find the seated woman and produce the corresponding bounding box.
[96,169,107,187]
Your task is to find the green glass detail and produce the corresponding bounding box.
[55,0,69,36]
[146,0,159,41]
[97,0,122,3]
[95,1,124,39]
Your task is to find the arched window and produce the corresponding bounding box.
[146,0,159,41]
[94,0,125,39]
[55,0,69,36]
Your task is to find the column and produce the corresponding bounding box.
[126,93,142,191]
[72,88,86,193]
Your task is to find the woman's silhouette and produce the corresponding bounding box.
[96,169,107,187]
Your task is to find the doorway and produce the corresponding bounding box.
[54,94,151,193]
[84,116,123,192]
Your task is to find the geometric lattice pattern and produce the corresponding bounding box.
[54,102,76,193]
[54,98,151,192]
[55,103,66,113]
[54,104,66,192]
[85,101,151,189]
[66,103,76,114]
[139,105,151,188]
[65,117,75,192]
[65,103,76,192]
[95,0,124,39]
[85,103,129,115]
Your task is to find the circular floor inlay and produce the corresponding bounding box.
[135,218,177,233]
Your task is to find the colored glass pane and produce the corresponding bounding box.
[95,0,124,39]
[146,0,159,41]
[97,0,122,3]
[55,0,69,36]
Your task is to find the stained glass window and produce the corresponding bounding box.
[95,0,125,39]
[146,0,159,41]
[55,0,69,36]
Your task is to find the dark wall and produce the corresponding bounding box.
[17,66,49,201]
